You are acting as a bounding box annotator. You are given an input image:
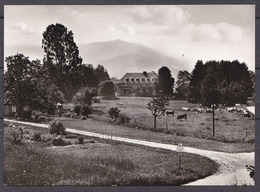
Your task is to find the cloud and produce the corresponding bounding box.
[187,22,243,43]
[57,6,85,18]
[9,22,35,33]
[108,23,136,35]
[128,5,191,25]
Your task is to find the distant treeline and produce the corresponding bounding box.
[176,60,254,106]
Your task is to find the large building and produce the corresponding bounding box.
[114,71,157,97]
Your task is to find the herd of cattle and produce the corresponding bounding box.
[164,104,252,120]
[116,102,253,121]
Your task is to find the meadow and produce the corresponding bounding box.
[4,122,217,186]
[61,97,255,153]
[91,97,255,142]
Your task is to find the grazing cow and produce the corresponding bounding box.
[227,107,235,113]
[206,108,213,113]
[236,108,243,113]
[165,110,174,116]
[177,114,187,120]
[244,113,251,120]
[235,104,241,107]
[182,107,190,111]
[196,108,204,114]
[118,102,123,106]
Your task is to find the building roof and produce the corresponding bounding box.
[116,71,157,84]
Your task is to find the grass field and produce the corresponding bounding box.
[4,123,217,186]
[90,97,254,143]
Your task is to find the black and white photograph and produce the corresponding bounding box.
[3,5,255,186]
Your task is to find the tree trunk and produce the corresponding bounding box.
[154,114,157,128]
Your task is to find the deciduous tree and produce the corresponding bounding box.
[147,95,169,128]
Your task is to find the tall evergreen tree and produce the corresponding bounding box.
[188,60,204,103]
[157,66,175,96]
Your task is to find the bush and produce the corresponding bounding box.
[81,116,87,120]
[117,113,131,124]
[81,105,91,117]
[61,112,71,118]
[11,126,24,144]
[49,119,66,135]
[33,133,42,142]
[74,105,81,116]
[33,114,39,122]
[38,116,46,122]
[52,135,67,146]
[108,107,120,120]
[93,97,100,103]
[78,137,84,144]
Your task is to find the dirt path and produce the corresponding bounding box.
[4,119,254,186]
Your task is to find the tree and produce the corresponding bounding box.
[176,70,192,99]
[95,64,110,84]
[4,54,63,117]
[157,66,174,96]
[72,87,97,106]
[188,60,253,105]
[98,80,115,97]
[188,60,204,103]
[147,95,169,128]
[42,23,83,100]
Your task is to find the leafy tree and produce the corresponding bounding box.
[98,80,115,97]
[176,70,192,99]
[4,54,63,117]
[157,67,175,96]
[147,95,169,128]
[188,60,253,105]
[80,64,99,87]
[42,23,83,100]
[72,87,97,106]
[95,64,110,84]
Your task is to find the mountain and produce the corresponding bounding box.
[5,39,190,78]
[78,39,189,78]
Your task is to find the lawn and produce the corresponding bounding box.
[4,122,218,186]
[91,97,254,143]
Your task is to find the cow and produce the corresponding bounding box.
[165,110,174,116]
[244,113,251,120]
[206,108,213,113]
[226,107,236,113]
[182,107,190,111]
[196,108,204,114]
[118,102,123,106]
[235,104,241,107]
[177,114,187,120]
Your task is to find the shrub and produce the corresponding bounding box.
[62,112,71,118]
[11,126,24,144]
[33,133,42,142]
[41,134,54,144]
[49,119,66,135]
[81,105,92,117]
[93,97,100,103]
[246,165,255,181]
[78,137,84,144]
[38,116,46,122]
[52,135,67,146]
[81,116,87,120]
[117,113,131,124]
[74,105,81,116]
[33,114,39,122]
[108,107,120,120]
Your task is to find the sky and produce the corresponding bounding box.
[4,5,255,73]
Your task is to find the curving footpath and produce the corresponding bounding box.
[4,119,254,186]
